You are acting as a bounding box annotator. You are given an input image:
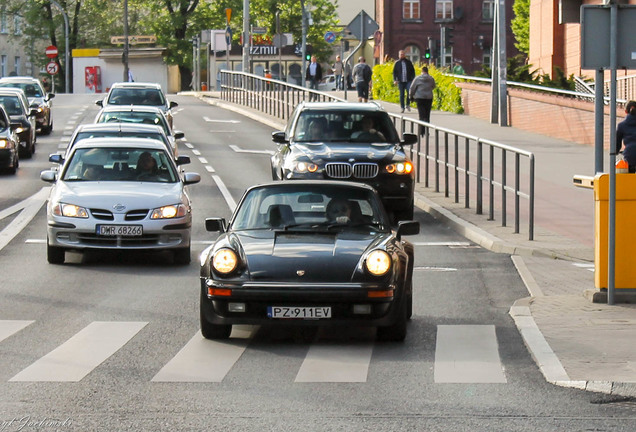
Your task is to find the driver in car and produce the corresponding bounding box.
[135,151,158,179]
[351,116,386,142]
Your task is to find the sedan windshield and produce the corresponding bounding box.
[0,82,43,98]
[62,147,178,183]
[0,96,23,115]
[232,185,388,230]
[107,88,166,106]
[97,111,169,136]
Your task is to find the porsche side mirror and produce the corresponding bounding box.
[272,131,287,144]
[396,220,419,238]
[205,218,227,233]
[401,133,418,146]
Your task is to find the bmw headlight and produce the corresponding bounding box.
[213,248,238,274]
[53,203,89,218]
[150,204,187,219]
[385,161,413,175]
[294,161,319,173]
[365,250,391,276]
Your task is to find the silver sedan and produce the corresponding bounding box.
[41,137,200,265]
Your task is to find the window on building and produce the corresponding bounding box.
[483,0,495,21]
[436,0,454,20]
[483,50,492,69]
[403,0,420,20]
[404,45,420,64]
[1,56,7,77]
[14,14,21,35]
[14,57,20,75]
[0,10,8,34]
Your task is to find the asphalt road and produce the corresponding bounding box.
[0,94,633,431]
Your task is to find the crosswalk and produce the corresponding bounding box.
[1,319,508,384]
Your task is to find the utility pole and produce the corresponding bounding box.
[300,0,307,87]
[49,0,69,93]
[123,0,130,82]
[242,0,250,73]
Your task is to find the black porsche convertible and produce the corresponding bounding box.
[199,181,419,342]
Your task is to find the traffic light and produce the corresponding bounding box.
[445,27,454,47]
[424,49,431,59]
[305,45,313,61]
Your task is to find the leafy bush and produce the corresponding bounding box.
[371,62,464,114]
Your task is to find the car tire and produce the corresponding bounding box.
[42,121,52,135]
[173,246,191,265]
[406,280,413,320]
[200,292,232,340]
[7,155,18,174]
[376,300,407,342]
[47,242,65,264]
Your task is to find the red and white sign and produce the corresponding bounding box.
[45,45,58,58]
[46,61,59,75]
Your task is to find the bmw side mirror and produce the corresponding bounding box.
[272,131,288,144]
[205,217,227,233]
[176,155,191,165]
[49,153,64,164]
[174,130,185,140]
[401,133,418,146]
[40,170,57,183]
[396,220,419,238]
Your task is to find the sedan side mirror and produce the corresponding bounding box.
[401,133,418,146]
[170,101,179,108]
[272,131,288,144]
[40,170,57,183]
[173,130,185,140]
[47,93,56,101]
[29,108,38,117]
[176,155,191,166]
[49,153,64,164]
[205,217,227,233]
[95,100,103,107]
[183,172,201,185]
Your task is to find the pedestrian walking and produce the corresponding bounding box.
[352,56,372,103]
[305,56,323,101]
[393,50,415,112]
[616,100,636,172]
[332,55,344,90]
[409,66,436,136]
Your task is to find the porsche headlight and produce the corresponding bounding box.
[385,161,413,175]
[213,248,238,274]
[365,250,391,276]
[294,161,319,173]
[53,203,89,218]
[150,204,187,219]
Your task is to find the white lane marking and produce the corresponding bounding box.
[25,239,46,244]
[573,262,595,272]
[192,149,201,156]
[205,165,215,173]
[295,342,374,383]
[0,188,49,252]
[229,144,274,155]
[413,241,471,247]
[0,320,34,343]
[184,143,194,149]
[434,325,507,383]
[414,267,457,272]
[198,157,208,164]
[10,321,147,382]
[152,327,255,382]
[203,116,240,123]
[213,174,237,211]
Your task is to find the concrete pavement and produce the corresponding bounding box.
[191,89,636,397]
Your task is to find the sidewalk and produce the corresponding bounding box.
[193,89,636,397]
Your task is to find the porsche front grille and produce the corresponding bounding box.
[325,162,378,179]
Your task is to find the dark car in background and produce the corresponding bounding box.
[0,88,37,158]
[0,76,55,134]
[271,102,418,222]
[0,105,19,174]
[95,82,177,128]
[199,181,419,341]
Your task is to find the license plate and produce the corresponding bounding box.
[97,225,143,236]
[267,306,331,319]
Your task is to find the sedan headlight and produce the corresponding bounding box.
[150,204,187,219]
[0,139,13,149]
[213,248,238,274]
[365,250,391,276]
[385,161,413,175]
[52,203,89,218]
[14,127,25,134]
[294,161,319,173]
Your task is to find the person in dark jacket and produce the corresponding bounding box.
[305,56,323,102]
[392,50,416,112]
[616,100,636,172]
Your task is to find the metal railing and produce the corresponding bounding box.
[218,70,535,240]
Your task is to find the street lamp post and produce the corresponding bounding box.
[49,0,69,93]
[123,0,130,82]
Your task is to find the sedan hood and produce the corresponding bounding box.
[51,181,184,210]
[293,142,400,164]
[233,230,385,282]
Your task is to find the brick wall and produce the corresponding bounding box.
[457,82,625,147]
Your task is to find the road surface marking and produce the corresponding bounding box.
[413,241,471,247]
[434,325,507,383]
[0,320,34,343]
[152,327,255,382]
[203,116,240,123]
[229,145,274,155]
[0,188,49,252]
[414,267,457,272]
[10,321,147,382]
[295,342,374,383]
[213,174,236,211]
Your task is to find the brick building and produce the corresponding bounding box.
[375,0,518,74]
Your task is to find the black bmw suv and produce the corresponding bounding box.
[271,102,418,221]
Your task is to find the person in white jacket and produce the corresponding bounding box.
[409,66,436,136]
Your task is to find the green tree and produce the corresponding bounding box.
[511,0,530,55]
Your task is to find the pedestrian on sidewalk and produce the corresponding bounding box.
[616,100,636,172]
[332,55,344,90]
[352,56,372,103]
[409,66,436,136]
[305,56,323,102]
[393,50,415,113]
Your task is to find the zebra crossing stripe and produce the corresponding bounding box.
[9,321,147,382]
[0,320,34,343]
[434,325,507,383]
[295,342,374,383]
[152,326,255,382]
